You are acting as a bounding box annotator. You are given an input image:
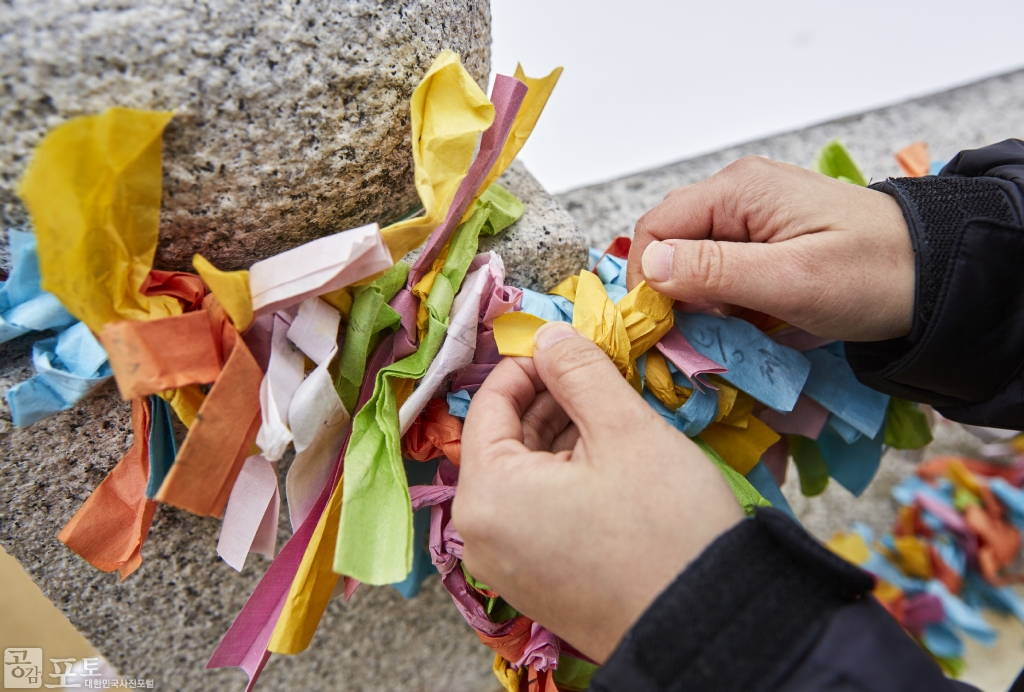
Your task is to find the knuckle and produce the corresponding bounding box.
[685,239,727,294]
[633,210,656,240]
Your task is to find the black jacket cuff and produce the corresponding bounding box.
[589,508,873,692]
[846,140,1024,427]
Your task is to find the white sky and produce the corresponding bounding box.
[491,0,1024,192]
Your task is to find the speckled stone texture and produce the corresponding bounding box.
[558,68,1024,249]
[0,0,490,271]
[0,171,585,691]
[482,161,589,292]
[558,67,1024,543]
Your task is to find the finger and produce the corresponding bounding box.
[462,357,537,468]
[531,322,653,445]
[551,423,579,454]
[521,391,572,452]
[638,235,801,312]
[627,164,755,290]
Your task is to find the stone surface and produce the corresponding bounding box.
[0,0,491,271]
[0,171,585,691]
[482,161,589,292]
[558,68,1024,249]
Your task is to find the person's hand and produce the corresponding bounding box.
[627,156,914,342]
[454,321,744,662]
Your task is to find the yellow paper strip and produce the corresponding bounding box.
[193,254,253,332]
[379,51,495,261]
[493,312,548,357]
[19,108,181,332]
[698,416,780,475]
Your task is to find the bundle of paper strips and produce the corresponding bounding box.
[6,50,940,691]
[828,448,1024,678]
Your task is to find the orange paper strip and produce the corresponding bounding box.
[156,333,262,517]
[895,142,930,177]
[100,311,222,400]
[58,399,157,580]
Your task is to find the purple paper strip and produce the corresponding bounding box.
[408,75,528,288]
[452,364,497,393]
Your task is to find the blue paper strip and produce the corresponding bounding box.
[447,390,472,419]
[392,458,440,598]
[801,347,889,438]
[676,386,717,437]
[520,289,573,323]
[6,336,111,427]
[676,313,810,413]
[816,424,883,497]
[146,395,179,499]
[927,581,997,645]
[745,461,794,519]
[922,623,964,659]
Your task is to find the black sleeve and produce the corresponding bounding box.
[844,139,1024,429]
[589,509,977,692]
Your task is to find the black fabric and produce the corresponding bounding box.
[590,509,873,692]
[774,598,972,692]
[847,139,1024,430]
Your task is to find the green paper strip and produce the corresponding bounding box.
[788,434,830,497]
[884,397,933,450]
[814,139,868,187]
[335,262,409,413]
[695,438,771,515]
[552,655,601,691]
[334,187,524,584]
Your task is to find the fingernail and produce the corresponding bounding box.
[534,321,578,351]
[642,241,674,282]
[702,307,727,319]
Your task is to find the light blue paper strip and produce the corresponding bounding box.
[675,386,717,437]
[605,284,628,305]
[922,623,964,659]
[816,424,883,497]
[801,347,889,438]
[826,414,862,444]
[6,336,112,427]
[676,313,810,413]
[587,247,602,271]
[146,395,178,499]
[930,160,946,176]
[927,581,997,646]
[595,255,627,286]
[0,230,75,343]
[447,390,471,419]
[745,461,794,519]
[934,538,966,578]
[520,289,573,323]
[965,574,1024,625]
[0,230,43,310]
[55,322,108,378]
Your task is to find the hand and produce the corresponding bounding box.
[454,321,744,662]
[627,156,914,342]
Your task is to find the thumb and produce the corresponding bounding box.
[639,236,815,317]
[531,321,654,445]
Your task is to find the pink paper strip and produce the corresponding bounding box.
[762,437,789,487]
[408,75,529,287]
[207,334,398,687]
[655,328,727,389]
[217,455,281,572]
[915,492,968,534]
[757,394,829,439]
[770,326,835,352]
